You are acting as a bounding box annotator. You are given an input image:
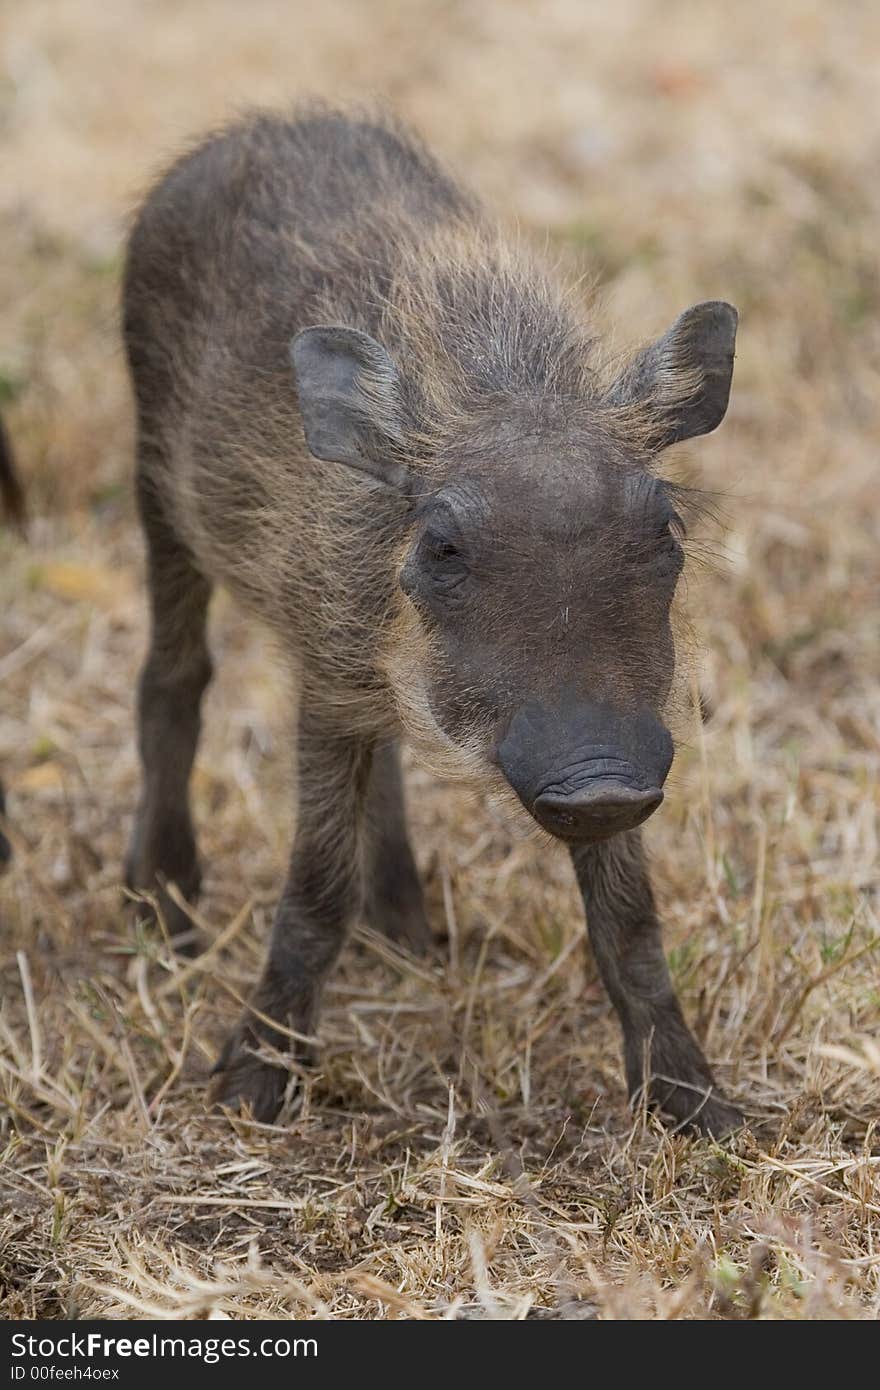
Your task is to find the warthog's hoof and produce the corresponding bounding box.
[647,1079,744,1138]
[365,860,433,955]
[210,1022,299,1123]
[124,813,202,954]
[125,886,201,954]
[365,896,433,955]
[124,852,202,955]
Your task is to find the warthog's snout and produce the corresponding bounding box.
[533,781,663,841]
[497,698,673,844]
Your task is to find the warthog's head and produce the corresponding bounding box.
[291,300,736,843]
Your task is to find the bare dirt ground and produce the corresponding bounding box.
[1,0,879,1319]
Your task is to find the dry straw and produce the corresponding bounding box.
[1,0,879,1319]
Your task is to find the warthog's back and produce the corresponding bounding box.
[124,110,475,680]
[126,110,474,364]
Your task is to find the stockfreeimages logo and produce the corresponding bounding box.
[11,1333,317,1369]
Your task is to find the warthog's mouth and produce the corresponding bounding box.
[530,774,664,842]
[496,699,674,845]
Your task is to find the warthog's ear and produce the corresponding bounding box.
[290,325,412,491]
[607,301,738,448]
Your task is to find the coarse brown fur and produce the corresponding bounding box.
[123,104,740,1135]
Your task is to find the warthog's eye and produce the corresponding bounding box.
[655,510,686,553]
[420,528,470,589]
[424,533,463,565]
[632,505,685,582]
[400,526,469,604]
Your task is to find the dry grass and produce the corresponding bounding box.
[1,0,879,1320]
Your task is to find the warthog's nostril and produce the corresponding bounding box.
[533,782,663,841]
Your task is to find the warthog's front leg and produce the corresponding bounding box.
[571,829,742,1136]
[213,707,372,1120]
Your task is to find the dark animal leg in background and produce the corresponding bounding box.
[0,415,23,869]
[125,463,213,946]
[0,415,25,529]
[212,706,372,1120]
[363,740,431,953]
[0,782,11,871]
[571,829,743,1136]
